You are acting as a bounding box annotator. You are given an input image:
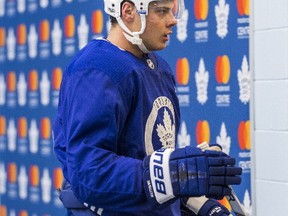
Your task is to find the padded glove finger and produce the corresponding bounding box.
[226,166,242,175]
[207,155,236,166]
[210,176,242,185]
[209,166,242,176]
[207,185,231,199]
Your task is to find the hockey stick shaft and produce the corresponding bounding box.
[226,186,246,216]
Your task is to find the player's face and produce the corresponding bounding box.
[141,1,178,51]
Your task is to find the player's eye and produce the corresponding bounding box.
[154,7,170,15]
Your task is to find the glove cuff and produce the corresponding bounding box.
[185,196,209,214]
[198,199,231,216]
[143,148,175,205]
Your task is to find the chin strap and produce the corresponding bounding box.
[122,32,150,53]
[116,14,150,54]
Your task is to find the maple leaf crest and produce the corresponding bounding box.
[156,108,175,149]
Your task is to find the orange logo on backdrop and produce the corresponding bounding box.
[8,163,17,183]
[52,67,63,90]
[0,205,7,216]
[40,117,51,139]
[64,15,75,38]
[215,55,230,84]
[6,71,16,92]
[0,27,6,47]
[238,120,251,150]
[53,167,63,189]
[91,10,104,34]
[28,69,39,91]
[176,58,190,85]
[17,117,27,138]
[29,165,39,186]
[237,0,249,16]
[39,19,50,42]
[17,24,27,45]
[0,116,6,136]
[218,197,232,212]
[18,210,28,216]
[173,0,178,15]
[194,0,209,20]
[196,120,210,144]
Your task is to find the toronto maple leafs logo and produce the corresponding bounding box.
[17,73,27,106]
[28,24,38,59]
[0,0,5,17]
[78,14,89,50]
[195,58,209,105]
[176,1,189,43]
[237,55,250,104]
[7,119,17,152]
[156,108,175,149]
[7,28,16,61]
[0,74,6,105]
[51,20,62,56]
[145,96,176,155]
[40,0,49,8]
[17,0,26,13]
[243,190,252,216]
[215,0,229,39]
[177,121,190,148]
[216,122,231,155]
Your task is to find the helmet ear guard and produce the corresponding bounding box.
[104,0,150,18]
[104,0,151,53]
[104,0,122,18]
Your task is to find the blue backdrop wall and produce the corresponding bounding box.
[0,0,251,215]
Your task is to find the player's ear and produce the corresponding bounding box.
[121,1,137,22]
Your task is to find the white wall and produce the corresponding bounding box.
[251,0,288,215]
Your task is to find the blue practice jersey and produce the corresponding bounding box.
[53,39,181,215]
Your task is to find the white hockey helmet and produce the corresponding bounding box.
[104,0,184,53]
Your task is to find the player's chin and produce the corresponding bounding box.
[145,40,167,51]
[154,46,166,51]
[152,41,168,51]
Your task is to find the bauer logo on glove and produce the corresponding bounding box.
[143,146,242,206]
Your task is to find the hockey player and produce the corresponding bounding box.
[53,0,242,215]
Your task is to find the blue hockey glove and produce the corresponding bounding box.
[180,197,231,216]
[198,199,231,216]
[143,147,242,206]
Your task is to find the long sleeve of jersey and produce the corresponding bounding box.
[53,39,180,215]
